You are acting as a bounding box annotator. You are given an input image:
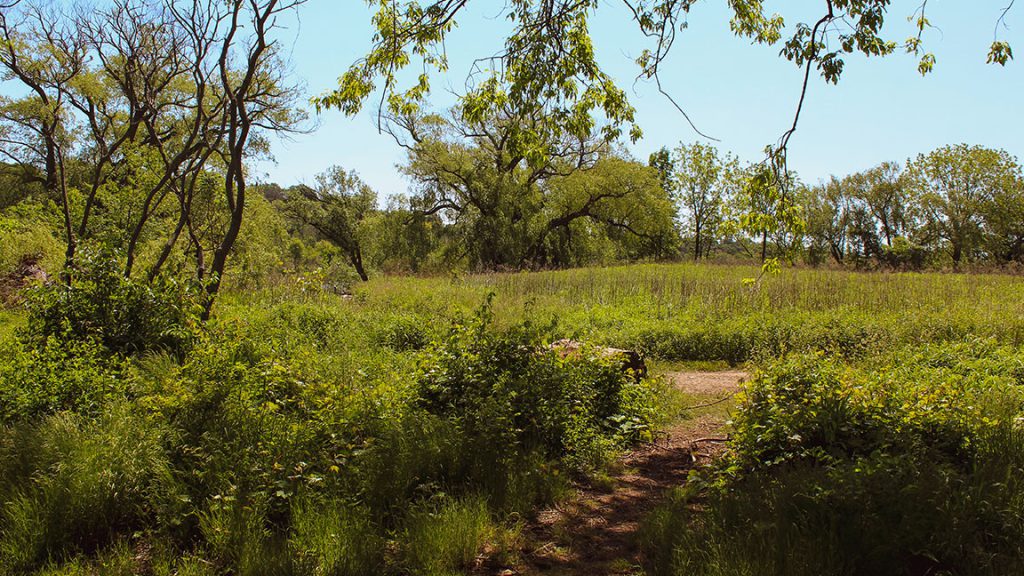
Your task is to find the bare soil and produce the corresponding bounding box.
[487,370,748,576]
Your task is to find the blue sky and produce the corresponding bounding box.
[258,1,1021,198]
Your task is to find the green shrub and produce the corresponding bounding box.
[374,312,430,351]
[0,336,127,422]
[23,247,202,357]
[415,298,659,475]
[643,341,1024,576]
[149,335,329,529]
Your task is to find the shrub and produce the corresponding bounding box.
[374,312,431,351]
[881,236,929,270]
[0,336,127,422]
[415,298,659,476]
[23,247,202,357]
[0,206,62,279]
[643,341,1024,576]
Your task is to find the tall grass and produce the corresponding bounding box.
[2,262,1023,574]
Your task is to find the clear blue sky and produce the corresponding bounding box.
[259,1,1021,198]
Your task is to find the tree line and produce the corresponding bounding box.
[655,142,1024,270]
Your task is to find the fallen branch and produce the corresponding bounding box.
[690,437,730,444]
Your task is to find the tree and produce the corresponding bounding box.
[200,0,307,318]
[730,166,803,263]
[543,154,678,264]
[982,174,1024,264]
[1,0,306,318]
[856,162,913,248]
[388,105,598,268]
[0,0,86,269]
[907,144,1020,267]
[648,146,674,193]
[286,166,377,282]
[801,177,853,265]
[671,142,736,260]
[360,196,444,274]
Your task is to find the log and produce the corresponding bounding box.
[550,339,647,381]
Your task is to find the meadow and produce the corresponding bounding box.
[2,261,1024,575]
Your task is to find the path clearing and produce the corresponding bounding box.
[498,370,748,576]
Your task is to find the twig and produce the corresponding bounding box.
[691,437,729,444]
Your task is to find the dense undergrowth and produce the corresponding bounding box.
[642,341,1024,576]
[2,261,1024,574]
[0,260,658,575]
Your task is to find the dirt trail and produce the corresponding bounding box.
[502,370,748,576]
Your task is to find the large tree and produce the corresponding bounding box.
[388,106,673,269]
[286,166,377,282]
[671,142,737,260]
[907,144,1021,267]
[802,177,854,265]
[982,173,1024,264]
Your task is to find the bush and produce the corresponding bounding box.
[24,247,202,357]
[642,341,1024,576]
[415,298,659,476]
[881,236,929,270]
[0,335,128,423]
[374,312,431,351]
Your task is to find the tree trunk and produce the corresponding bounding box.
[350,248,369,282]
[693,224,702,261]
[203,169,245,321]
[951,241,963,269]
[148,206,189,282]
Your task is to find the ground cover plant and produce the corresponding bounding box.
[0,258,665,575]
[641,340,1024,576]
[1,261,1023,574]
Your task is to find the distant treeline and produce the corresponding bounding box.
[3,140,1023,294]
[655,142,1024,270]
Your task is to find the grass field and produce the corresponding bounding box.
[235,263,1024,364]
[2,262,1023,575]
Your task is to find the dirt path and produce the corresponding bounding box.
[502,370,748,576]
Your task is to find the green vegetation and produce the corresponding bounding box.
[3,260,1024,574]
[643,341,1024,575]
[1,1,1022,574]
[0,258,667,575]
